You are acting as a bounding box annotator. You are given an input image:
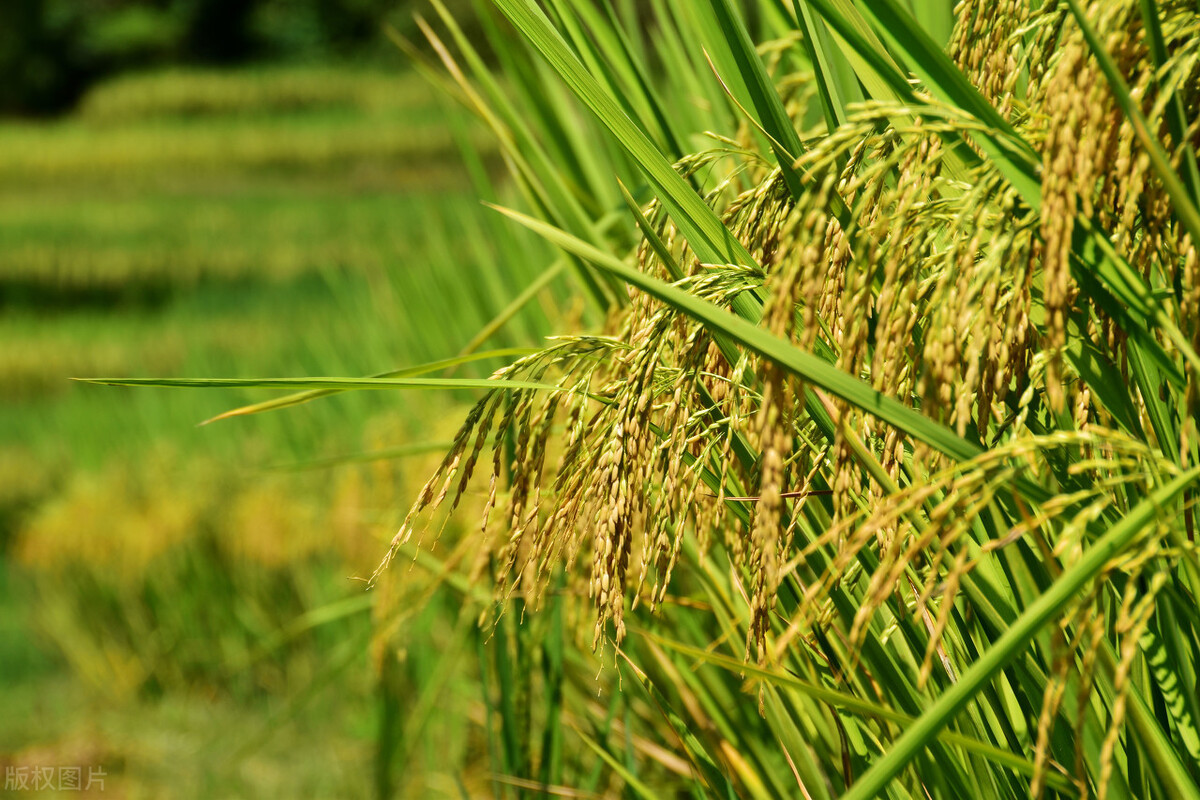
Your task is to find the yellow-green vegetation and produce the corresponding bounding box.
[0,190,471,295]
[0,68,493,298]
[21,1,1200,799]
[1,62,562,798]
[0,114,476,182]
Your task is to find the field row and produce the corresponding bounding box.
[0,115,486,181]
[0,186,482,291]
[1,69,494,182]
[78,67,434,121]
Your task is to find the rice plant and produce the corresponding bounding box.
[371,0,1200,796]
[89,0,1200,795]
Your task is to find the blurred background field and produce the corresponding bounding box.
[0,4,565,796]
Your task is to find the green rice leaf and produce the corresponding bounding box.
[839,0,1041,202]
[640,631,1074,792]
[74,375,559,394]
[572,728,660,799]
[705,0,806,199]
[170,348,536,424]
[1141,624,1200,764]
[796,0,908,105]
[791,0,849,135]
[1136,0,1200,207]
[488,0,765,323]
[843,466,1200,800]
[619,651,740,797]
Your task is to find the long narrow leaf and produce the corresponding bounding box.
[572,729,660,799]
[640,631,1076,793]
[706,0,806,198]
[488,0,765,325]
[792,0,849,135]
[75,376,560,393]
[192,348,537,424]
[843,466,1200,800]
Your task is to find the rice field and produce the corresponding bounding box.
[0,64,559,798]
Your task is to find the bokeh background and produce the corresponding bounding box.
[0,2,562,796]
